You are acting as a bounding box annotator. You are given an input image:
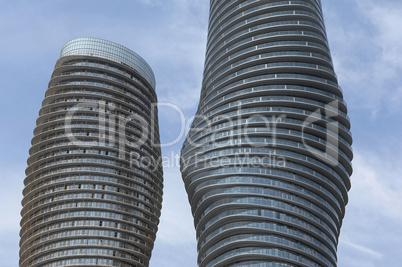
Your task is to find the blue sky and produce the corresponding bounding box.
[0,0,401,266]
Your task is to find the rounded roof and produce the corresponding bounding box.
[60,37,156,87]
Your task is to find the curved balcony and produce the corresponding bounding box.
[181,1,352,266]
[20,38,162,267]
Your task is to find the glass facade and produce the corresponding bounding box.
[20,38,163,267]
[61,38,156,88]
[181,1,352,267]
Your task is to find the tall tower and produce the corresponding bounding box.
[181,1,352,267]
[20,38,163,267]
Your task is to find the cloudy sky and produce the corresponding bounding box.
[0,0,401,266]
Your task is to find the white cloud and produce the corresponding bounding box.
[357,1,402,68]
[0,164,25,267]
[324,0,402,117]
[338,148,402,266]
[340,236,383,260]
[357,0,402,113]
[2,1,402,267]
[0,166,25,231]
[150,167,198,266]
[155,167,196,244]
[350,150,402,219]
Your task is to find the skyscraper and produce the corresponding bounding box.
[20,38,163,267]
[181,1,352,266]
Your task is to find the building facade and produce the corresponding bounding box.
[20,38,163,267]
[181,1,352,267]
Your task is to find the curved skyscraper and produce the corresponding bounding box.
[181,1,352,267]
[20,38,163,267]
